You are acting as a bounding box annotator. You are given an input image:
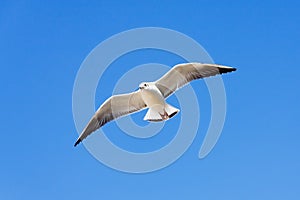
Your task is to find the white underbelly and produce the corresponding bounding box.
[141,90,165,111]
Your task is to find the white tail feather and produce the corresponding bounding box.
[164,104,179,118]
[144,104,179,122]
[143,108,162,121]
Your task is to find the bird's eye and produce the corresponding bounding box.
[144,83,147,87]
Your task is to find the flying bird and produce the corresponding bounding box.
[74,63,236,146]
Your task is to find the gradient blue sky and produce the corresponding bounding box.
[1,0,299,199]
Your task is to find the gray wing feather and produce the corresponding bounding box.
[74,91,146,146]
[155,63,236,98]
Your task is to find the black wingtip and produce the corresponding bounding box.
[218,67,237,74]
[74,139,82,147]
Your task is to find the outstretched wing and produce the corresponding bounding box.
[74,91,146,146]
[155,63,236,98]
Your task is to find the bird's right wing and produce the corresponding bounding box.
[74,91,146,146]
[155,63,236,98]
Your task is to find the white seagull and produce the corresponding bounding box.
[74,62,236,146]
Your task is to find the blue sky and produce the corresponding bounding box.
[1,0,300,199]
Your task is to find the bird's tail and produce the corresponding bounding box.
[144,104,179,122]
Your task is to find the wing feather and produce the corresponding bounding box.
[155,63,236,98]
[74,91,146,146]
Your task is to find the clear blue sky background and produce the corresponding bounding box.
[1,0,299,199]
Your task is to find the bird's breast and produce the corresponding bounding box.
[141,89,165,108]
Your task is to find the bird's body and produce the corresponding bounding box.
[139,82,179,121]
[139,82,165,108]
[74,62,236,146]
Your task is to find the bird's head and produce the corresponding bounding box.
[139,82,151,90]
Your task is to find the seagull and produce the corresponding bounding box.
[74,63,236,146]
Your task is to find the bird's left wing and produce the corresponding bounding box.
[155,63,236,98]
[74,91,146,146]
